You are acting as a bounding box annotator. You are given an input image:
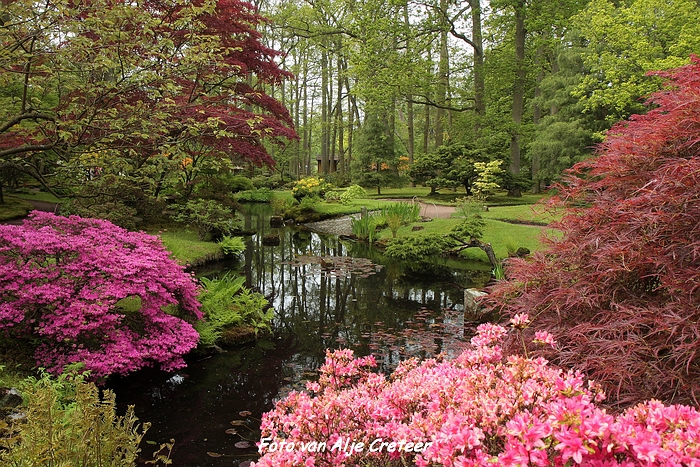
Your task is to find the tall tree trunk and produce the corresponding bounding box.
[423,103,430,155]
[388,98,396,161]
[294,54,302,178]
[531,46,545,194]
[403,4,415,165]
[320,47,330,174]
[435,5,449,149]
[302,58,310,176]
[508,0,526,197]
[470,0,485,120]
[347,93,354,177]
[336,55,345,178]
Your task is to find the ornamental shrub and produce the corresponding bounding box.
[487,56,700,407]
[254,321,700,467]
[172,199,240,240]
[292,176,331,201]
[472,159,503,199]
[0,371,172,466]
[0,212,202,378]
[339,184,366,204]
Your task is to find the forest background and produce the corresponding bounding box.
[2,0,700,212]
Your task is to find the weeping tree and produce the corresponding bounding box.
[487,57,700,408]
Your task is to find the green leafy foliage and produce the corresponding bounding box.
[384,234,453,261]
[228,175,254,193]
[339,185,367,204]
[573,0,700,122]
[217,235,246,256]
[409,144,490,195]
[195,274,273,348]
[472,160,503,199]
[381,202,421,238]
[0,371,171,466]
[172,199,240,241]
[323,190,342,202]
[352,113,399,195]
[350,213,386,243]
[236,188,275,203]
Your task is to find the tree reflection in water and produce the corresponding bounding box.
[110,203,491,467]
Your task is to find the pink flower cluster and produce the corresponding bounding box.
[255,321,700,466]
[0,212,202,378]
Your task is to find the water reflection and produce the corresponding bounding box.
[110,204,491,466]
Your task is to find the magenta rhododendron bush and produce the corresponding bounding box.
[0,212,202,378]
[255,321,700,467]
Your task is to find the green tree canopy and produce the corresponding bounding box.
[0,0,296,203]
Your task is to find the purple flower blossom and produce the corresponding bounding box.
[0,212,202,378]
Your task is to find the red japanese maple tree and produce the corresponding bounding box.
[0,0,295,195]
[488,56,700,408]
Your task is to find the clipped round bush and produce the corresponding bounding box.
[228,175,255,193]
[340,184,366,204]
[0,212,202,378]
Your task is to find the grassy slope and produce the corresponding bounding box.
[0,197,34,221]
[155,229,224,267]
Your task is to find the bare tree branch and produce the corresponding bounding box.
[0,112,56,134]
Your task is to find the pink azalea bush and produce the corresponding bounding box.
[0,212,202,378]
[255,320,700,466]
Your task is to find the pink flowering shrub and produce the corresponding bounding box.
[255,321,700,466]
[0,212,202,378]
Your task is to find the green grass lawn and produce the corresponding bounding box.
[313,198,396,217]
[0,196,34,221]
[155,229,224,267]
[481,203,562,225]
[376,216,554,262]
[12,190,62,203]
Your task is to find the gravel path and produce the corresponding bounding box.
[303,202,457,237]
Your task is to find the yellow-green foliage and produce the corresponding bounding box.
[473,160,503,199]
[1,372,172,466]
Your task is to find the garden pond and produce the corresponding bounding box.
[109,204,493,466]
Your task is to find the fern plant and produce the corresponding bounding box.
[195,273,273,348]
[0,371,170,466]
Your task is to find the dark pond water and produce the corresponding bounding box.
[109,204,492,467]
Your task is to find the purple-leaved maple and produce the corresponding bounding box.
[487,56,700,407]
[0,212,202,378]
